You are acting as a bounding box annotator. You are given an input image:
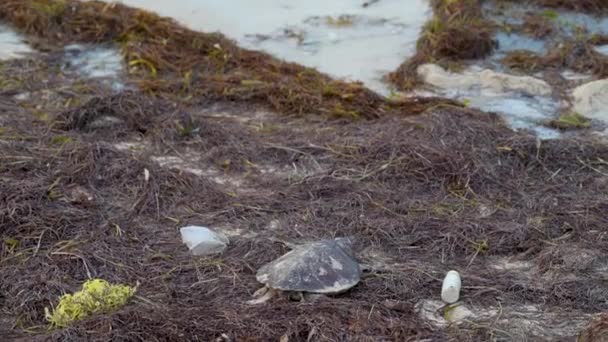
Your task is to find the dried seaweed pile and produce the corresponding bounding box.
[0,0,458,119]
[496,0,608,78]
[2,82,608,340]
[388,0,497,90]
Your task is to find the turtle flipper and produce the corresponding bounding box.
[247,286,275,305]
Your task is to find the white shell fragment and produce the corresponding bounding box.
[256,238,361,294]
[441,270,462,304]
[180,226,229,256]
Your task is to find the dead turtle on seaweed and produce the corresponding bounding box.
[248,237,361,304]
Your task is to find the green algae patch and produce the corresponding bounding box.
[45,279,136,328]
[549,112,592,130]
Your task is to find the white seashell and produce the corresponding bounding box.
[441,270,461,304]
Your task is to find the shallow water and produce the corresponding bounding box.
[474,96,561,139]
[596,45,608,55]
[109,0,566,138]
[436,3,608,138]
[109,0,431,94]
[63,44,125,90]
[556,11,608,35]
[494,32,546,55]
[9,0,598,140]
[415,64,561,139]
[0,25,32,60]
[471,94,562,140]
[485,2,608,36]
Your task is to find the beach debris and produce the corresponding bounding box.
[248,237,361,304]
[417,63,552,97]
[572,79,608,124]
[45,279,136,328]
[441,270,461,304]
[180,226,229,256]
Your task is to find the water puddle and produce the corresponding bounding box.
[97,1,608,140]
[410,2,608,139]
[475,97,561,139]
[596,45,608,55]
[494,32,546,55]
[0,25,33,60]
[63,44,125,90]
[486,2,608,36]
[561,70,591,81]
[416,64,561,139]
[553,11,608,35]
[108,0,431,94]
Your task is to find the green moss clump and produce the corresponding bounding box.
[549,112,591,130]
[45,279,136,328]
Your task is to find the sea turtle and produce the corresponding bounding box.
[248,237,361,304]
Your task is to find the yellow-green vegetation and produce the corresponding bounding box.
[31,0,65,17]
[443,303,462,321]
[3,237,19,253]
[332,103,360,119]
[45,279,136,328]
[541,9,560,21]
[128,58,158,78]
[325,15,354,27]
[549,112,591,130]
[471,239,489,254]
[50,135,73,145]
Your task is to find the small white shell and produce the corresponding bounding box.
[180,226,229,256]
[441,270,461,304]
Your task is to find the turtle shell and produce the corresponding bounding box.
[256,238,361,294]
